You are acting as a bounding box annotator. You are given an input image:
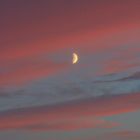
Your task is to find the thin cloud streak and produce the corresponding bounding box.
[0,61,69,85]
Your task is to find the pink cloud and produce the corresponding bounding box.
[0,61,69,85]
[24,118,119,131]
[0,92,139,131]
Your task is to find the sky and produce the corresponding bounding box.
[0,0,140,140]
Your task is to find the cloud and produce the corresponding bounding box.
[95,71,140,83]
[0,0,139,86]
[24,118,119,131]
[111,130,140,137]
[118,72,140,81]
[104,130,140,140]
[0,60,69,85]
[0,92,139,131]
[81,130,140,140]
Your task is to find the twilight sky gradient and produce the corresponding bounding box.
[0,0,140,140]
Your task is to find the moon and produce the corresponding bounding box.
[72,53,78,64]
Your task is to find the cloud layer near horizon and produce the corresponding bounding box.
[0,92,139,131]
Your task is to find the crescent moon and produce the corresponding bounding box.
[72,53,78,64]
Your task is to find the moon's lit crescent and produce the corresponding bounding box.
[72,53,78,64]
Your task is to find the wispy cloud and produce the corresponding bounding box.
[0,92,139,131]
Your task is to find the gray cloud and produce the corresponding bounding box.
[1,70,140,111]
